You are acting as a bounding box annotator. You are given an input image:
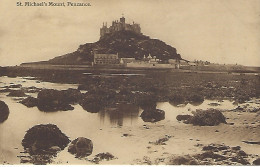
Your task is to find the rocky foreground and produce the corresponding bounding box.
[0,68,259,165]
[15,102,260,165]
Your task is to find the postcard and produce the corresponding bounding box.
[0,0,259,165]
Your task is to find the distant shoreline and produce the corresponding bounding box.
[0,64,260,75]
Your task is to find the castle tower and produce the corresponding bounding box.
[120,16,125,24]
[120,15,126,30]
[100,15,141,38]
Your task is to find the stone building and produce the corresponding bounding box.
[100,16,141,38]
[120,58,136,64]
[93,53,119,64]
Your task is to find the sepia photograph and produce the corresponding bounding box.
[0,0,260,165]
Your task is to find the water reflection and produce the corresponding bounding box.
[99,104,140,126]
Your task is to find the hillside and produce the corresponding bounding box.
[33,30,182,65]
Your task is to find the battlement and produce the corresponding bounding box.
[100,16,141,38]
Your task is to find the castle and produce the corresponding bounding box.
[100,16,141,38]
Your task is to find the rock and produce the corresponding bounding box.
[63,88,82,104]
[140,109,165,122]
[166,155,199,165]
[237,95,250,103]
[237,150,247,157]
[68,137,93,157]
[153,136,171,145]
[48,146,61,153]
[0,100,9,123]
[20,156,31,163]
[195,151,227,161]
[22,124,70,155]
[169,95,186,106]
[37,89,75,112]
[7,90,27,97]
[78,84,89,90]
[20,97,38,108]
[24,86,42,93]
[122,133,130,137]
[92,152,116,164]
[202,145,216,151]
[5,84,22,88]
[248,107,260,113]
[253,158,260,165]
[230,156,250,165]
[20,154,53,165]
[202,144,229,152]
[0,88,12,93]
[217,145,230,151]
[185,109,227,126]
[208,102,220,106]
[231,146,241,151]
[176,115,192,121]
[80,96,103,113]
[188,94,204,105]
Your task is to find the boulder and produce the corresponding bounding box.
[37,89,75,112]
[202,144,229,152]
[92,152,116,164]
[20,97,38,108]
[230,156,250,165]
[166,155,199,165]
[0,100,9,123]
[195,151,227,161]
[62,88,82,104]
[185,109,227,126]
[0,88,12,93]
[188,94,204,105]
[231,146,241,151]
[22,124,70,155]
[68,137,93,157]
[169,94,186,106]
[80,96,104,113]
[237,150,247,157]
[7,90,27,97]
[176,115,192,121]
[253,158,260,165]
[140,109,165,122]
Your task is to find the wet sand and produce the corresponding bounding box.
[0,70,259,165]
[84,109,260,165]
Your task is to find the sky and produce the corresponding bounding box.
[0,0,259,66]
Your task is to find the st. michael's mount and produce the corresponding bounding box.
[21,16,182,67]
